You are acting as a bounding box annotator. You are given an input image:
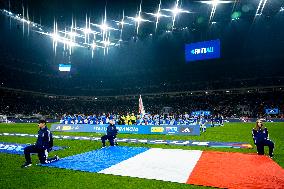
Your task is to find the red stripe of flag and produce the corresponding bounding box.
[187,151,284,189]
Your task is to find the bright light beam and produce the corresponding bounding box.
[22,3,25,36]
[84,14,91,43]
[200,0,233,24]
[145,0,171,31]
[163,0,190,30]
[127,1,152,36]
[119,10,125,43]
[199,0,233,5]
[136,1,143,35]
[52,19,58,54]
[255,0,269,17]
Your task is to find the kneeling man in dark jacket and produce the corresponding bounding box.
[101,119,118,147]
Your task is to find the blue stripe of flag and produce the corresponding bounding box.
[41,146,149,172]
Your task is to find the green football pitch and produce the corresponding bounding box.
[0,122,283,189]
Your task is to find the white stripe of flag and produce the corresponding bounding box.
[99,148,202,183]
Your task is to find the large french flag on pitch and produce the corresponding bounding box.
[43,147,284,188]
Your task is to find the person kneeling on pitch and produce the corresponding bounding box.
[252,119,274,158]
[21,119,59,168]
[101,119,118,148]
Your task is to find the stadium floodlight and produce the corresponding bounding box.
[145,0,171,31]
[134,15,143,23]
[83,27,91,34]
[90,22,117,31]
[162,0,190,30]
[51,33,60,41]
[126,1,152,35]
[102,40,110,46]
[91,41,96,49]
[99,23,108,32]
[128,1,150,35]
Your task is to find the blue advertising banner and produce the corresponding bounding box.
[0,133,253,148]
[185,39,220,62]
[50,124,200,135]
[0,142,66,155]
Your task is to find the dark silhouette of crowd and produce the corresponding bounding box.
[1,87,283,119]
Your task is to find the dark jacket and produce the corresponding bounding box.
[36,127,52,150]
[107,124,118,136]
[252,128,269,144]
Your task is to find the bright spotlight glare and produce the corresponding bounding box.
[51,33,60,41]
[172,7,181,15]
[155,12,162,18]
[68,32,77,37]
[102,40,110,46]
[212,0,220,6]
[280,7,284,12]
[134,16,143,23]
[91,43,96,49]
[200,0,233,5]
[83,28,92,34]
[100,23,108,31]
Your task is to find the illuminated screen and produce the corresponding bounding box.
[185,39,221,62]
[265,108,279,115]
[59,64,71,72]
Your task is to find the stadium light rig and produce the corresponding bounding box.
[83,14,91,43]
[0,8,115,57]
[1,0,243,58]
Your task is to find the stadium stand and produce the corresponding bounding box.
[1,86,283,121]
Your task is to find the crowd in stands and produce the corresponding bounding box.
[1,87,284,121]
[59,112,219,126]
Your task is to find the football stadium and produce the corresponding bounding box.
[0,0,284,188]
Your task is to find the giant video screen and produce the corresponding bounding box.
[185,39,220,62]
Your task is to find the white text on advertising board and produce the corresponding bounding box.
[165,127,178,134]
[117,127,139,132]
